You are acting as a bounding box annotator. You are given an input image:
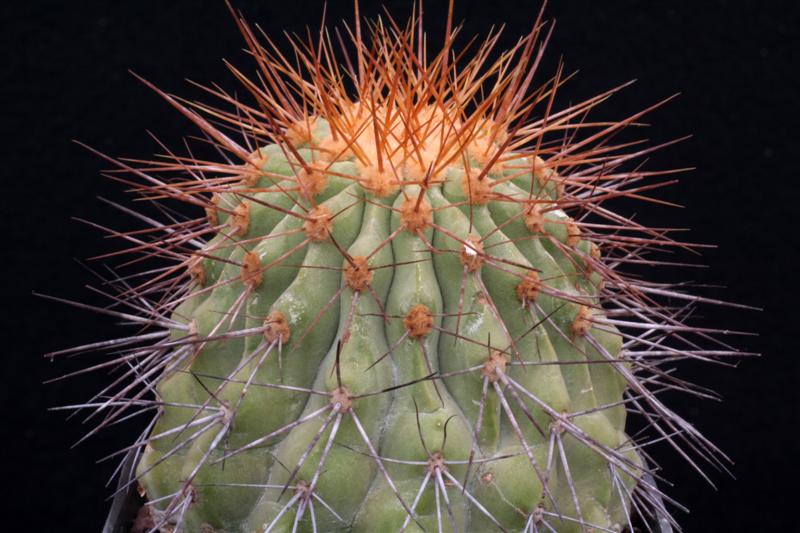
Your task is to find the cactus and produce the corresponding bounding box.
[46,3,747,533]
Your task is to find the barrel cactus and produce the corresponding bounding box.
[47,3,742,532]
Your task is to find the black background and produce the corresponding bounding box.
[4,1,798,531]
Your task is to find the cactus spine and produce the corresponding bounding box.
[49,4,742,532]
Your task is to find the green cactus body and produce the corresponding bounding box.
[134,107,641,533]
[49,5,736,533]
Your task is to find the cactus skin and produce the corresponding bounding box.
[136,111,638,532]
[49,4,739,533]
